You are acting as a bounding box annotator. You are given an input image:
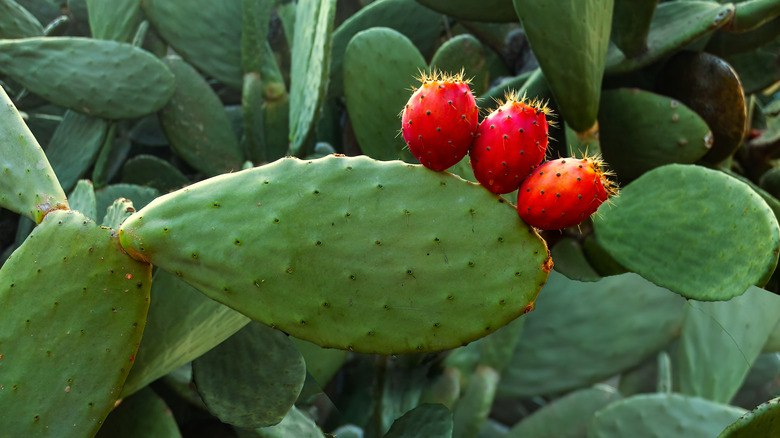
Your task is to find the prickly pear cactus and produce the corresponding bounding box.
[118,155,551,353]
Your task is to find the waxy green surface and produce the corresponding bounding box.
[384,404,453,438]
[513,0,613,132]
[0,37,175,119]
[118,155,551,354]
[499,271,685,398]
[0,210,151,437]
[0,85,68,223]
[594,164,780,301]
[718,396,780,438]
[588,393,747,438]
[0,0,43,39]
[142,0,242,88]
[344,27,425,162]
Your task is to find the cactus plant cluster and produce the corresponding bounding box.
[2,0,780,437]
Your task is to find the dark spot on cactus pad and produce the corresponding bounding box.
[377,184,383,188]
[316,240,322,246]
[234,239,241,245]
[300,320,307,325]
[264,181,269,184]
[417,345,424,351]
[384,304,390,309]
[192,253,198,259]
[485,326,491,331]
[375,240,381,245]
[498,237,504,242]
[274,218,280,223]
[434,237,440,243]
[212,202,220,208]
[313,190,320,195]
[287,268,294,274]
[447,295,454,300]
[347,166,353,170]
[322,302,329,307]
[468,261,475,267]
[523,303,535,314]
[350,275,356,280]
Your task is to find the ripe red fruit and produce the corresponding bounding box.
[469,93,551,194]
[401,71,479,171]
[517,156,617,230]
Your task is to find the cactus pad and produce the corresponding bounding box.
[0,85,68,223]
[593,164,780,301]
[118,155,551,354]
[588,393,746,438]
[0,210,151,436]
[718,396,780,438]
[0,37,175,119]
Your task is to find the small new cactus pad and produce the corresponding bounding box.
[118,155,551,354]
[401,70,479,171]
[517,156,616,230]
[0,210,151,436]
[469,93,551,194]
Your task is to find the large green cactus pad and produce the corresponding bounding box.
[344,27,425,162]
[498,271,685,398]
[513,0,613,132]
[85,0,141,42]
[598,88,712,182]
[192,322,306,429]
[0,0,43,39]
[0,85,68,223]
[718,396,780,438]
[588,393,747,438]
[95,387,181,438]
[677,286,780,404]
[0,210,151,437]
[118,155,551,354]
[120,269,249,397]
[142,0,242,88]
[0,37,175,119]
[593,164,780,301]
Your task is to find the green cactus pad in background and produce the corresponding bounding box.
[289,337,348,388]
[142,0,242,89]
[95,387,181,438]
[384,404,453,438]
[677,286,780,404]
[718,396,780,438]
[85,0,141,42]
[513,0,613,132]
[0,0,43,39]
[0,210,151,436]
[430,34,490,97]
[158,56,244,176]
[121,269,249,397]
[452,365,499,438]
[417,0,517,22]
[656,51,747,164]
[725,35,780,93]
[95,184,159,218]
[550,237,602,282]
[726,0,780,32]
[605,1,735,75]
[593,164,780,301]
[0,37,175,119]
[289,0,336,157]
[506,384,621,438]
[344,27,425,162]
[192,322,305,429]
[255,406,325,438]
[328,0,441,99]
[598,88,712,182]
[45,110,110,193]
[582,234,628,277]
[121,155,189,194]
[588,393,747,438]
[0,85,68,223]
[610,0,657,58]
[68,179,97,221]
[499,271,685,398]
[118,155,551,354]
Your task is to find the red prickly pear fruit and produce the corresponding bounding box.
[517,156,617,230]
[401,70,479,171]
[469,92,552,194]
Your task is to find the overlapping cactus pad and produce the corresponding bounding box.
[118,155,552,354]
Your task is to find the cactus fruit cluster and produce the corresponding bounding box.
[2,0,780,437]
